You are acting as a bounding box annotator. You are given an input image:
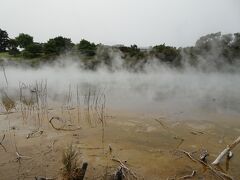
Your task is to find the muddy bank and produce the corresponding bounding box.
[0,108,239,179]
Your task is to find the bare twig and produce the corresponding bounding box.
[49,117,81,131]
[13,135,32,163]
[1,64,8,86]
[178,170,196,179]
[15,151,32,163]
[0,134,7,152]
[178,149,197,163]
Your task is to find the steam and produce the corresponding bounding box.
[1,54,240,121]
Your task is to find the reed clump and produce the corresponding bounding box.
[1,92,15,113]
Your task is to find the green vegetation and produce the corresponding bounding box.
[0,29,9,52]
[44,36,74,55]
[0,28,240,70]
[15,33,33,49]
[77,39,97,56]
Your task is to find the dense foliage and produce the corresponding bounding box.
[0,29,9,52]
[0,28,240,71]
[44,36,74,55]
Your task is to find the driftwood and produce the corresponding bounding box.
[112,158,138,179]
[178,149,234,180]
[212,136,240,165]
[49,117,81,131]
[0,134,7,152]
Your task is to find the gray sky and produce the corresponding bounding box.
[0,0,240,47]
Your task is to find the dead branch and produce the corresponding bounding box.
[178,149,234,180]
[112,158,138,179]
[14,136,32,163]
[178,149,197,163]
[16,151,32,163]
[49,117,81,131]
[0,134,7,152]
[178,170,196,179]
[212,136,240,165]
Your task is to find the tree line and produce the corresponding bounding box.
[0,28,240,70]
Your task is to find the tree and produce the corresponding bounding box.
[195,32,222,52]
[44,36,74,55]
[15,33,33,48]
[0,28,9,52]
[151,44,179,63]
[23,43,43,58]
[8,39,20,56]
[119,44,143,59]
[77,39,97,56]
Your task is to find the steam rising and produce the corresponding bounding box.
[1,56,240,120]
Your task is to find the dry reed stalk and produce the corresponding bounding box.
[0,134,7,152]
[1,92,15,113]
[67,84,73,123]
[1,64,8,86]
[76,85,81,124]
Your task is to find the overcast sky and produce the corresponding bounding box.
[0,0,239,47]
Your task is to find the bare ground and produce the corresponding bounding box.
[0,108,240,180]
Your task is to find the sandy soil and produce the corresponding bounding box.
[0,107,240,180]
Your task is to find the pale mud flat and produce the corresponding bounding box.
[0,108,240,180]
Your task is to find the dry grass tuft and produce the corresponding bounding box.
[1,92,15,112]
[62,144,79,180]
[62,144,88,180]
